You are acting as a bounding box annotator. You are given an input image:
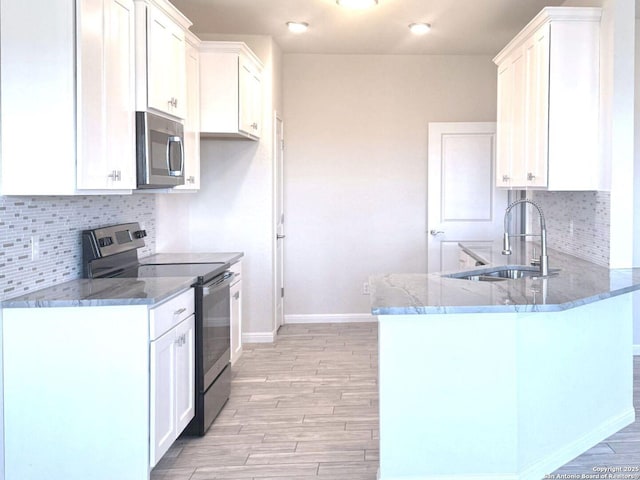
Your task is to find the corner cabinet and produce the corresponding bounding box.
[493,7,602,191]
[200,42,263,140]
[174,32,201,191]
[134,0,191,120]
[0,0,136,195]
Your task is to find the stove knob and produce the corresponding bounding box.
[133,230,147,239]
[98,236,113,247]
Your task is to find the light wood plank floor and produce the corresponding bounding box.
[151,323,639,480]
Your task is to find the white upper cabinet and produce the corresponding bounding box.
[175,33,201,191]
[77,0,137,190]
[0,0,136,195]
[493,7,602,191]
[134,0,191,120]
[200,42,264,140]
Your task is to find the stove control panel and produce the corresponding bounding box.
[98,237,114,248]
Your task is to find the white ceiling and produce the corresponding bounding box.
[168,0,567,55]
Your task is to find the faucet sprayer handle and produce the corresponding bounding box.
[502,232,512,255]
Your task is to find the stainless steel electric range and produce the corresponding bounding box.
[82,222,233,436]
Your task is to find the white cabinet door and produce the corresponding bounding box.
[150,310,195,467]
[150,326,177,467]
[200,42,263,140]
[77,0,136,190]
[175,315,195,433]
[495,48,526,188]
[239,57,261,138]
[176,40,200,190]
[523,23,550,188]
[104,0,136,188]
[230,276,243,364]
[146,5,186,119]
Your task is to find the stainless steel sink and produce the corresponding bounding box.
[444,265,560,282]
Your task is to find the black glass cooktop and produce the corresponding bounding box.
[113,263,227,285]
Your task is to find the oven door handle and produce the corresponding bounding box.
[202,271,235,296]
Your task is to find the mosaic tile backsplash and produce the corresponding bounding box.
[531,190,610,267]
[0,195,156,300]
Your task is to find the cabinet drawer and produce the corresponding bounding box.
[150,288,194,340]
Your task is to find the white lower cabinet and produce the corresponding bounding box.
[230,261,243,364]
[2,287,195,480]
[150,314,194,466]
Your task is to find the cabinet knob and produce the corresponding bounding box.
[502,174,510,182]
[107,170,121,181]
[527,172,536,181]
[251,122,258,130]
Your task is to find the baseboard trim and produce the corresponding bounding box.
[284,313,378,324]
[377,409,636,480]
[242,330,276,343]
[518,407,636,480]
[378,473,517,480]
[633,344,640,355]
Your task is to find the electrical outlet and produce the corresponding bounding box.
[362,282,370,295]
[31,236,40,261]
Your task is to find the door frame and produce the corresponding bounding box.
[273,111,285,331]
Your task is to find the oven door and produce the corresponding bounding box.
[200,271,233,390]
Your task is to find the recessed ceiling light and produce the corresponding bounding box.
[409,23,432,35]
[336,0,378,9]
[286,21,309,33]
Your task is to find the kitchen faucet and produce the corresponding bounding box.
[502,199,549,276]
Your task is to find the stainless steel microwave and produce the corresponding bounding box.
[136,111,185,189]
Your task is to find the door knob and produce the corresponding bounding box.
[430,230,444,236]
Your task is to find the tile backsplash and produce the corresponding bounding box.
[531,190,610,267]
[0,195,156,300]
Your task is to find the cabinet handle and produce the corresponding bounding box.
[174,307,187,316]
[527,172,536,181]
[251,122,258,130]
[502,174,510,182]
[234,292,240,300]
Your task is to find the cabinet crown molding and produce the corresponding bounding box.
[200,41,264,71]
[134,0,192,30]
[493,6,601,65]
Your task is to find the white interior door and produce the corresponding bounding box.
[427,122,507,272]
[274,114,285,329]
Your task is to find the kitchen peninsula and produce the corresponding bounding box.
[371,242,637,480]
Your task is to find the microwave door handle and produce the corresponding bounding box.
[166,136,184,177]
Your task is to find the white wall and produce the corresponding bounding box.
[282,54,497,317]
[157,36,283,341]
